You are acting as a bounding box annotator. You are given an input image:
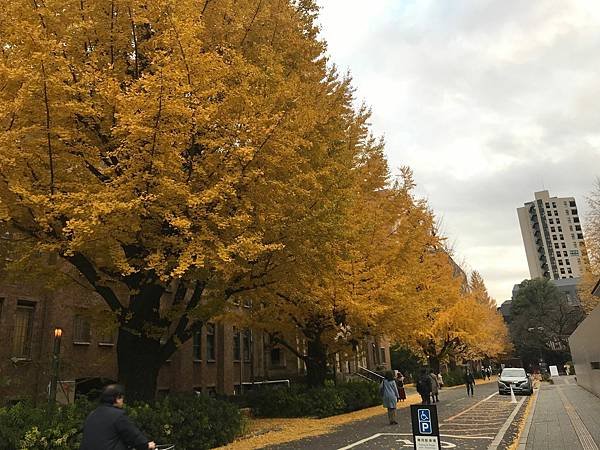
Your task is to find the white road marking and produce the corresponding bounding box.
[337,432,488,450]
[487,396,526,449]
[445,392,498,422]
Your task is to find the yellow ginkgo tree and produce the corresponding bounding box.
[0,0,363,399]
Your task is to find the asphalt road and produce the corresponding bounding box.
[265,381,530,450]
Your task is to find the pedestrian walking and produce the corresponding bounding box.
[429,370,440,403]
[464,369,475,396]
[436,372,444,389]
[80,384,156,450]
[416,368,432,404]
[395,371,407,401]
[380,370,400,425]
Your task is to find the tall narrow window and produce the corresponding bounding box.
[192,330,201,361]
[206,323,216,361]
[13,301,35,358]
[73,314,91,344]
[243,330,252,361]
[233,328,241,361]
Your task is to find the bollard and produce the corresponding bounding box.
[510,384,517,403]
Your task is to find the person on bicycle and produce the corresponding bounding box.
[80,384,156,450]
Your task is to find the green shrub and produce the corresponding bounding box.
[0,399,93,450]
[129,394,244,450]
[0,395,242,450]
[441,369,466,387]
[249,381,380,418]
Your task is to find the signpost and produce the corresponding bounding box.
[411,404,442,450]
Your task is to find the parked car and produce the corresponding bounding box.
[498,368,533,395]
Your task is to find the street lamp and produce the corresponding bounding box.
[48,327,63,408]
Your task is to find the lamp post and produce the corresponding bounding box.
[48,327,63,407]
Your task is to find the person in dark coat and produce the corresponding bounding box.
[464,369,475,396]
[416,368,432,404]
[80,384,156,450]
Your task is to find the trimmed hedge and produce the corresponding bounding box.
[0,394,243,450]
[248,381,380,418]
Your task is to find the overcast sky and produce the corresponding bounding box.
[317,0,600,303]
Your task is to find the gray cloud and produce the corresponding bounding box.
[318,0,600,301]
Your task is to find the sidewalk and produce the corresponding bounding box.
[518,375,600,450]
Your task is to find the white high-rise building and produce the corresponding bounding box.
[517,190,589,280]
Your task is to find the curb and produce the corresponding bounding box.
[515,389,539,450]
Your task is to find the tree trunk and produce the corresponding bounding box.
[306,338,328,387]
[116,283,165,402]
[428,355,440,374]
[117,329,162,402]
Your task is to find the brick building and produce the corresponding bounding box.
[0,273,390,403]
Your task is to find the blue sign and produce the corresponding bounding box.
[417,408,432,435]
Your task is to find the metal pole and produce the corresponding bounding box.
[48,329,62,408]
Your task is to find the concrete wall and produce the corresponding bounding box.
[569,303,600,398]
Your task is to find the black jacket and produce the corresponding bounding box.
[464,372,475,384]
[416,374,432,395]
[80,404,149,450]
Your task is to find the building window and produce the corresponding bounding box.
[550,227,555,232]
[571,209,578,215]
[552,202,557,208]
[558,259,563,265]
[552,235,557,240]
[575,225,582,231]
[574,217,580,223]
[554,243,559,249]
[193,330,201,361]
[548,210,552,216]
[570,250,579,256]
[562,243,566,248]
[243,330,252,362]
[73,315,91,344]
[13,301,35,358]
[98,330,115,346]
[206,323,216,361]
[379,347,386,364]
[565,259,570,265]
[270,348,284,367]
[545,202,550,208]
[233,328,241,361]
[556,218,560,224]
[591,362,600,370]
[549,219,554,224]
[577,233,583,239]
[206,386,217,397]
[560,268,565,274]
[558,226,562,232]
[567,268,572,273]
[562,251,568,257]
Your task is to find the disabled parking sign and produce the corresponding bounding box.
[411,405,441,450]
[418,409,432,434]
